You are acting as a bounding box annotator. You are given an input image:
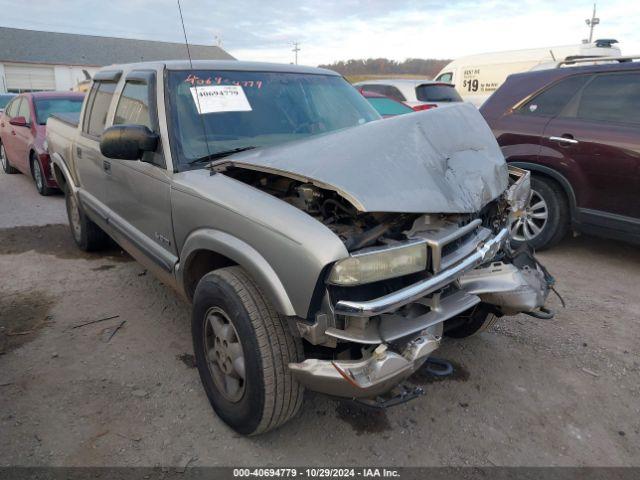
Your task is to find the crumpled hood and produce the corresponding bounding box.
[218,102,509,213]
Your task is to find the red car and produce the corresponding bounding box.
[0,91,84,195]
[480,57,640,249]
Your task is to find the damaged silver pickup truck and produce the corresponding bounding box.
[46,61,553,435]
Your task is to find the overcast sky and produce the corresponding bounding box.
[1,0,638,65]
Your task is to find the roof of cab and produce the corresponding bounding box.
[99,60,341,76]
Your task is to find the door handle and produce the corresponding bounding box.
[76,146,82,158]
[11,130,16,136]
[549,135,578,145]
[103,160,111,174]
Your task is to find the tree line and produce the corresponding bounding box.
[318,58,451,78]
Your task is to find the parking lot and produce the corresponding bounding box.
[0,169,638,467]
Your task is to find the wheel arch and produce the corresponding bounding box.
[509,161,576,218]
[50,151,75,194]
[178,229,297,317]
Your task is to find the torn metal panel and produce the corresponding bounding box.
[215,103,509,213]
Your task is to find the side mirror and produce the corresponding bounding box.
[100,125,158,160]
[9,116,28,127]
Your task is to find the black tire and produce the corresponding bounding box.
[192,266,304,435]
[31,155,55,196]
[64,191,108,251]
[509,176,569,251]
[445,304,498,338]
[1,142,18,174]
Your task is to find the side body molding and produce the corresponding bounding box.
[177,229,296,317]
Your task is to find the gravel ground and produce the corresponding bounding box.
[0,170,638,467]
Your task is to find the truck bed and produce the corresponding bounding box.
[50,111,80,128]
[46,114,82,181]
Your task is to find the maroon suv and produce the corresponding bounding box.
[480,58,640,249]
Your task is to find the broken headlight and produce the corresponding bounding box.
[327,240,427,286]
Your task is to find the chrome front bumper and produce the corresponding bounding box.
[289,326,441,398]
[334,228,510,317]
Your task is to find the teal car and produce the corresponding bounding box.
[361,90,414,117]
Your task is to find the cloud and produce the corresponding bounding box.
[0,0,637,66]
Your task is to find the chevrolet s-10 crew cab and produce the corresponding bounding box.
[46,60,554,435]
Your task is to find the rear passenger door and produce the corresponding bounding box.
[542,71,640,219]
[105,70,177,274]
[75,75,119,210]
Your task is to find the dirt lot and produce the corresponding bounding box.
[0,170,638,467]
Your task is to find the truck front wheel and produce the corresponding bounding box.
[444,304,498,338]
[192,266,304,435]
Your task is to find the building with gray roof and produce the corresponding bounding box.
[0,27,235,93]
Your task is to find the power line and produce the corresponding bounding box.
[292,41,301,65]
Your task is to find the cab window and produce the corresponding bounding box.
[84,81,117,137]
[436,72,453,83]
[114,82,152,129]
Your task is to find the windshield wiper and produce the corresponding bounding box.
[188,146,256,165]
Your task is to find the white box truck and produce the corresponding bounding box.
[435,39,621,107]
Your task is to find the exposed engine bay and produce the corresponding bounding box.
[223,167,511,252]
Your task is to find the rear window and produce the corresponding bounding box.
[359,84,406,102]
[34,98,84,125]
[415,84,462,103]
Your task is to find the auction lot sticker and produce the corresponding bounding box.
[190,85,252,114]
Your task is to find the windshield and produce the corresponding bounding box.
[167,70,380,166]
[34,97,84,125]
[415,84,462,103]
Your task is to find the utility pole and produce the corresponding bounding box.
[292,41,300,65]
[585,4,599,44]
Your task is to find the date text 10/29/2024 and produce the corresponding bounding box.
[233,468,401,478]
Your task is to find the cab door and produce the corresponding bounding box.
[75,77,119,210]
[103,70,177,276]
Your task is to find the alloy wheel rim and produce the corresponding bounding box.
[509,189,548,242]
[203,307,246,403]
[69,195,82,241]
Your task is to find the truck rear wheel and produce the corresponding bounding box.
[192,266,304,435]
[65,191,107,251]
